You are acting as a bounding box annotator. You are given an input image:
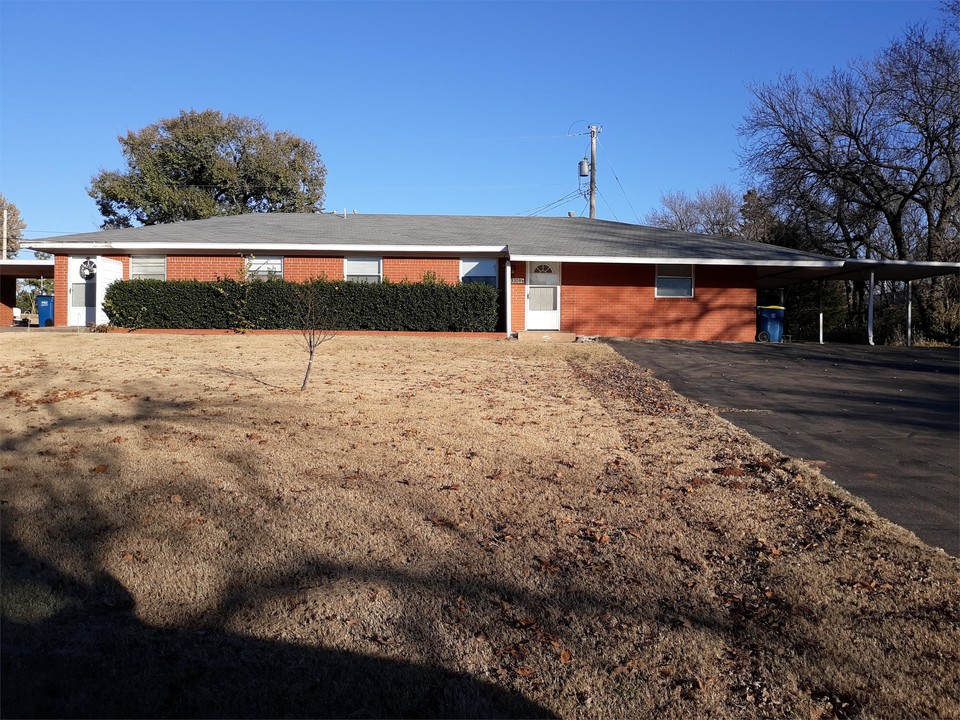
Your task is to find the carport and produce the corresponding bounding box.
[0,258,56,326]
[757,259,960,345]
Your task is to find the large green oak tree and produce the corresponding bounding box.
[88,109,327,228]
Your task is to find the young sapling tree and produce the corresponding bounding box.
[295,280,337,391]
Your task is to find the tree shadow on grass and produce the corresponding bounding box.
[0,538,555,720]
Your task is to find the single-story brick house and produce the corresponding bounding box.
[11,213,957,340]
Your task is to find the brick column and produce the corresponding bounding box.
[510,263,526,332]
[54,255,69,327]
[0,274,15,326]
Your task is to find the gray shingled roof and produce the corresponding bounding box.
[24,213,838,266]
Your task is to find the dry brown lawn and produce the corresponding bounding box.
[1,333,958,719]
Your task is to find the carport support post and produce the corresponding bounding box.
[867,271,875,346]
[505,259,512,338]
[818,281,824,345]
[906,280,912,347]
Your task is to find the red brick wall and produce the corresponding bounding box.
[166,255,245,281]
[559,263,756,341]
[383,258,460,284]
[42,254,758,339]
[284,256,344,282]
[54,254,69,327]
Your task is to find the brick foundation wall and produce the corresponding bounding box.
[383,258,460,284]
[558,263,756,341]
[283,256,344,282]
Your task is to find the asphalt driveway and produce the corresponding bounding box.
[609,340,960,556]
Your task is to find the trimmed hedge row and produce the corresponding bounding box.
[103,278,500,332]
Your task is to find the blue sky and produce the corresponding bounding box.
[0,0,946,251]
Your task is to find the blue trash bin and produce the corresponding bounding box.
[757,306,784,343]
[37,295,55,327]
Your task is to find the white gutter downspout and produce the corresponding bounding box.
[906,280,913,347]
[505,259,512,338]
[867,271,876,346]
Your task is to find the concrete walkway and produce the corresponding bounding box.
[610,340,960,556]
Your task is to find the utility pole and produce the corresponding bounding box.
[588,125,600,219]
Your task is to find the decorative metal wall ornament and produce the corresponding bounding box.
[79,258,97,280]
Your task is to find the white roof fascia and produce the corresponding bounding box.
[508,255,844,268]
[0,258,55,266]
[22,242,509,255]
[845,259,960,270]
[22,241,114,251]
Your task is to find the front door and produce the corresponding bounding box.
[68,256,123,326]
[526,262,561,330]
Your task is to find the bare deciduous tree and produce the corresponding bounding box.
[645,184,741,237]
[1,194,26,258]
[741,22,959,261]
[740,17,959,341]
[295,282,337,391]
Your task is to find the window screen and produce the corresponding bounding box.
[655,264,694,298]
[529,286,557,311]
[130,255,166,280]
[71,282,95,308]
[461,258,497,287]
[345,258,381,283]
[247,256,283,279]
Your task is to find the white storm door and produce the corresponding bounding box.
[68,256,96,326]
[526,262,561,330]
[95,258,123,325]
[68,256,124,326]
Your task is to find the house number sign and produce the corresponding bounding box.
[511,278,525,284]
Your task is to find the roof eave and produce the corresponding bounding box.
[509,254,843,268]
[22,241,509,256]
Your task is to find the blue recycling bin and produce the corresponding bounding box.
[757,306,784,343]
[37,295,55,327]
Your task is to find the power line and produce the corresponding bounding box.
[596,188,620,223]
[514,189,582,217]
[597,137,642,224]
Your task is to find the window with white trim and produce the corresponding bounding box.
[460,258,498,287]
[130,255,166,280]
[247,256,283,280]
[345,257,382,283]
[655,264,694,298]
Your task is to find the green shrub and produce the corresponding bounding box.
[103,278,500,332]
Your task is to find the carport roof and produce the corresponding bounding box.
[0,258,56,279]
[756,258,960,288]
